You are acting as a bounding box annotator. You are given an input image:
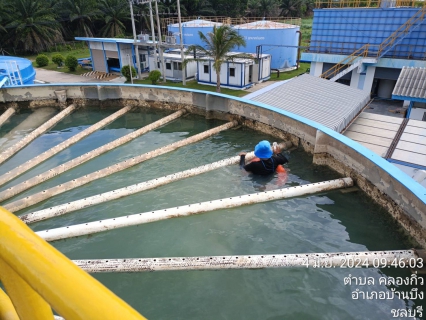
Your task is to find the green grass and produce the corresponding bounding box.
[131,79,249,97]
[25,47,91,62]
[269,63,310,81]
[300,18,313,49]
[23,47,91,75]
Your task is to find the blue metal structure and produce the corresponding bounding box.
[167,19,222,46]
[233,21,299,69]
[309,8,426,59]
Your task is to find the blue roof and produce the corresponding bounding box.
[75,37,154,44]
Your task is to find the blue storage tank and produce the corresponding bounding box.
[0,56,36,86]
[233,21,300,69]
[168,19,223,46]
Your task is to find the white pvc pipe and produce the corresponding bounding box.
[37,177,353,242]
[0,110,185,207]
[0,105,76,166]
[0,106,133,190]
[73,250,416,272]
[5,121,237,213]
[0,107,16,127]
[20,152,256,224]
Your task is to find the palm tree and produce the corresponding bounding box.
[56,0,98,37]
[97,0,129,38]
[3,0,63,53]
[185,25,249,93]
[280,0,303,17]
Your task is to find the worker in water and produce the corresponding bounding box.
[240,140,289,175]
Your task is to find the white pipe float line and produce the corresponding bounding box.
[0,107,16,127]
[36,177,353,242]
[20,152,256,224]
[0,106,133,189]
[72,250,417,272]
[0,109,186,206]
[0,105,76,166]
[5,120,237,213]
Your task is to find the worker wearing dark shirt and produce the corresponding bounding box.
[240,140,289,175]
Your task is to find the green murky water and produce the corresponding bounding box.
[1,107,424,320]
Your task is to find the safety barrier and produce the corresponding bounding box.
[0,206,146,319]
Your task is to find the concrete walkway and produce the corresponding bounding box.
[35,68,126,84]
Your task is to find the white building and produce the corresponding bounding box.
[196,52,271,90]
[148,51,197,82]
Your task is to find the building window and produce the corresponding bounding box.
[173,62,182,70]
[157,62,160,69]
[204,65,209,74]
[229,67,235,77]
[166,62,171,70]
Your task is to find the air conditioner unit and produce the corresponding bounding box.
[137,34,149,43]
[165,36,176,44]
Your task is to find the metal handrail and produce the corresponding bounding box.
[377,6,426,57]
[0,206,146,320]
[320,44,369,78]
[319,6,425,79]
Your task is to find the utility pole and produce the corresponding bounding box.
[129,0,142,79]
[148,1,157,71]
[177,0,185,85]
[154,0,167,83]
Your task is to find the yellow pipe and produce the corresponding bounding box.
[0,288,19,320]
[0,258,53,320]
[0,207,146,320]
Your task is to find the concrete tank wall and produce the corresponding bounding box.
[0,83,425,247]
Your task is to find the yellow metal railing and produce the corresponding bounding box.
[320,6,426,79]
[377,6,426,56]
[320,44,370,78]
[315,0,426,8]
[0,206,147,320]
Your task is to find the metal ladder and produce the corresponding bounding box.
[4,60,23,86]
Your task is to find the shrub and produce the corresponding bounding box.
[52,54,65,67]
[35,54,49,67]
[121,65,136,82]
[147,70,162,85]
[66,45,72,51]
[64,55,78,71]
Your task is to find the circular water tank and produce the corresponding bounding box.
[233,21,300,69]
[0,56,36,85]
[167,19,222,46]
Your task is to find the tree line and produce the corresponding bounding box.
[0,0,314,54]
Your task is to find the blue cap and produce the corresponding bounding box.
[254,140,272,158]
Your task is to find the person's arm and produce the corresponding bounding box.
[274,152,289,165]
